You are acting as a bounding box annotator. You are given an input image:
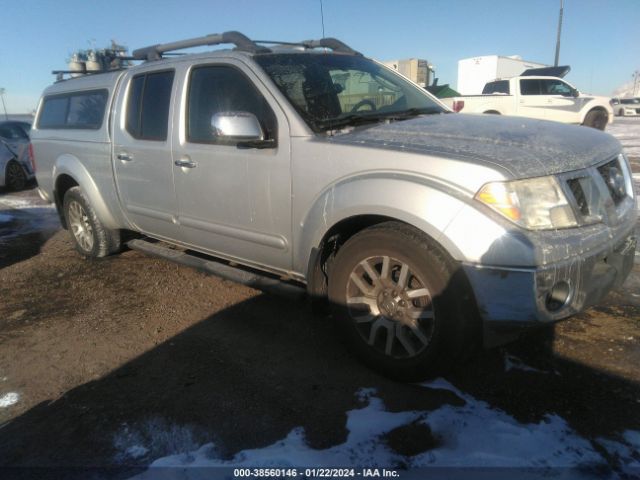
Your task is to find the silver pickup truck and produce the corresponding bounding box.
[32,32,637,380]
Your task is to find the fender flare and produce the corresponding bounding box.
[294,173,471,275]
[53,154,120,229]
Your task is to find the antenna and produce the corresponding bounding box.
[320,0,326,38]
[554,0,564,66]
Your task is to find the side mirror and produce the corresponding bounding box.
[211,111,264,141]
[571,88,580,98]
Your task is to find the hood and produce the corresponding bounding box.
[329,113,622,179]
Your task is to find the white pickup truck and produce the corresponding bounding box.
[442,75,613,130]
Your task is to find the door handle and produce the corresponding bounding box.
[174,156,197,169]
[117,152,133,162]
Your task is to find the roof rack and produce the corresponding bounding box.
[132,31,361,61]
[52,32,362,79]
[255,38,361,55]
[132,31,270,61]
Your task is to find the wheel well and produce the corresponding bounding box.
[306,215,411,300]
[5,158,19,170]
[585,106,608,118]
[54,174,78,229]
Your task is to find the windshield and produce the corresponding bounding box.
[254,53,446,132]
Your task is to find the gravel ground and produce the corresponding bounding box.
[0,119,638,478]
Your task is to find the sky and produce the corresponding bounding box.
[0,0,638,113]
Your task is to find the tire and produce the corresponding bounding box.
[618,109,624,117]
[583,109,608,131]
[62,186,121,258]
[327,222,479,381]
[483,110,500,115]
[5,161,27,191]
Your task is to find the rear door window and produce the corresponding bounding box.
[482,81,510,95]
[520,79,541,96]
[126,70,175,141]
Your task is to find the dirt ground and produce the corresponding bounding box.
[0,153,638,477]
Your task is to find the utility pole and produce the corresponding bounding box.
[633,71,640,96]
[0,88,8,120]
[554,0,564,66]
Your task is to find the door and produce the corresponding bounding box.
[112,69,179,239]
[172,62,292,271]
[540,79,581,123]
[517,79,548,120]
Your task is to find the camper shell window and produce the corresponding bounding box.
[37,90,108,129]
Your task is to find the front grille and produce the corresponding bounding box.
[562,154,633,224]
[597,158,627,205]
[567,178,590,216]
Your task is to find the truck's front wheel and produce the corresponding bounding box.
[63,187,120,258]
[583,109,608,130]
[327,222,478,381]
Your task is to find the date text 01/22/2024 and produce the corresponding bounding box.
[233,468,400,478]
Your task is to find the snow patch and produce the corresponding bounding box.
[0,195,53,210]
[0,392,20,408]
[503,354,549,374]
[0,213,15,223]
[124,382,638,478]
[125,445,150,460]
[114,418,204,464]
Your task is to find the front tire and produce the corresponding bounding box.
[5,161,27,191]
[583,109,608,131]
[327,222,478,381]
[63,187,120,258]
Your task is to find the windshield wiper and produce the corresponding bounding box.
[316,113,384,131]
[316,107,445,131]
[382,107,443,120]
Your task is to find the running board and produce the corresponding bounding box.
[127,239,306,300]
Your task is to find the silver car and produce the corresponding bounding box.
[0,121,35,190]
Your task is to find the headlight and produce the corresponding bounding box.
[475,176,577,230]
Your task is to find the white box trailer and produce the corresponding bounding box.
[457,55,548,95]
[382,58,432,87]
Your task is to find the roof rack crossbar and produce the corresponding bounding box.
[132,31,270,61]
[300,38,361,55]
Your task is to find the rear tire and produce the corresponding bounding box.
[62,186,120,258]
[583,109,608,131]
[5,161,26,191]
[327,222,479,381]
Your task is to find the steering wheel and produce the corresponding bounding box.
[350,99,377,113]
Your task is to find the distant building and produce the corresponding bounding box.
[382,58,433,88]
[457,55,548,95]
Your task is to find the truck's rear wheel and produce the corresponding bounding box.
[63,187,120,258]
[327,222,478,381]
[583,109,608,130]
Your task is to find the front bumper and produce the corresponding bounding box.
[464,233,637,347]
